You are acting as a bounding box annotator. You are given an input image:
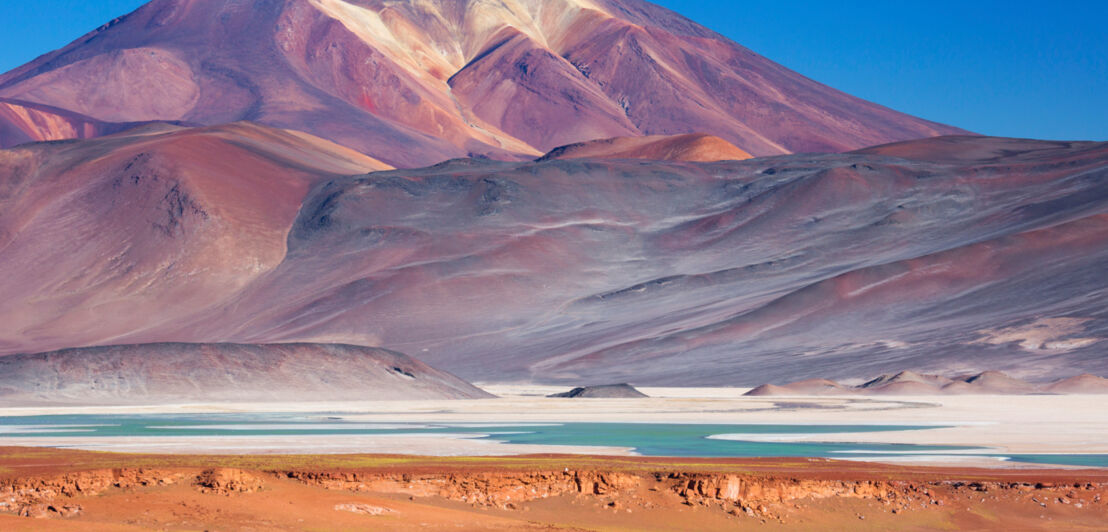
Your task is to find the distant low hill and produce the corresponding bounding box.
[745,371,1108,396]
[548,384,649,398]
[0,343,493,405]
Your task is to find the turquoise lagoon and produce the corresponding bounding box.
[0,414,1103,468]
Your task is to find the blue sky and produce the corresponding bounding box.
[0,0,1104,140]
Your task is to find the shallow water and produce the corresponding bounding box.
[0,414,1103,467]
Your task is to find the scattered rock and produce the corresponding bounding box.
[48,504,82,518]
[334,503,393,516]
[18,504,49,519]
[195,469,264,495]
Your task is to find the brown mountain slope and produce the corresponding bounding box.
[0,0,965,166]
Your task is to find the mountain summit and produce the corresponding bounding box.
[0,0,963,166]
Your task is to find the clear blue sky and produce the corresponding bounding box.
[1,0,1104,140]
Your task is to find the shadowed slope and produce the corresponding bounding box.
[0,0,965,164]
[0,343,491,404]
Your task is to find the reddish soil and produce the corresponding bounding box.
[0,448,1104,530]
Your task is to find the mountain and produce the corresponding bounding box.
[1,127,1103,384]
[0,0,965,166]
[0,343,492,404]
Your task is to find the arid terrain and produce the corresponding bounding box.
[0,0,1103,529]
[0,448,1105,531]
[0,1,1103,387]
